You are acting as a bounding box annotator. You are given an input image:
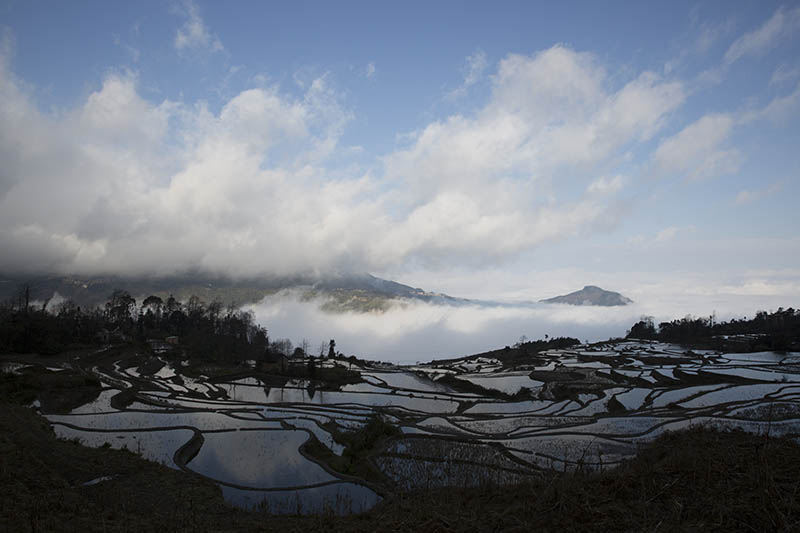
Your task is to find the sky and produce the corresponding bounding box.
[1,1,800,359]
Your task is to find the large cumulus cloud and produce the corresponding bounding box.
[0,45,685,278]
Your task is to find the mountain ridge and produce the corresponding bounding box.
[0,272,469,312]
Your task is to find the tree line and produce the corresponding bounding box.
[0,285,271,362]
[626,307,799,351]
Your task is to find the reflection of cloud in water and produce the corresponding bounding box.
[246,291,793,365]
[187,430,336,489]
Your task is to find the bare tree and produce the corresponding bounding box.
[15,283,33,314]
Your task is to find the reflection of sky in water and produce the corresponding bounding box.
[69,388,119,414]
[262,387,459,413]
[416,416,482,435]
[261,406,372,432]
[614,388,652,410]
[456,414,571,435]
[51,425,192,469]
[464,400,552,415]
[680,384,792,408]
[216,383,269,403]
[648,385,727,408]
[220,482,381,514]
[363,371,456,393]
[340,382,392,393]
[228,377,263,386]
[720,351,794,363]
[462,374,544,394]
[48,411,283,432]
[288,418,345,455]
[538,416,679,437]
[187,430,336,489]
[702,367,800,382]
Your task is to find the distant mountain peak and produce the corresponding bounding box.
[541,285,632,307]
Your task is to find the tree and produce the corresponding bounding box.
[141,295,164,328]
[207,299,223,330]
[142,295,163,311]
[186,295,205,320]
[14,283,34,314]
[328,339,336,359]
[273,338,293,356]
[628,316,657,339]
[105,290,136,328]
[165,294,180,314]
[307,355,317,378]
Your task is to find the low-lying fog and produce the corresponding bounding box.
[246,289,793,365]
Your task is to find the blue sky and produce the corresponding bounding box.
[1,0,799,321]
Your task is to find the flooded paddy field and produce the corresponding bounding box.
[24,340,800,514]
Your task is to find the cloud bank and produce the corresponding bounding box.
[0,44,688,278]
[247,282,800,364]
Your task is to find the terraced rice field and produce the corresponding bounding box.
[39,340,800,514]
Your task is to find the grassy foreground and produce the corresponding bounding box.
[2,396,799,532]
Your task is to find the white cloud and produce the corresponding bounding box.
[365,62,376,79]
[463,49,487,87]
[664,19,734,75]
[446,49,488,99]
[174,0,223,53]
[653,113,740,180]
[586,175,625,195]
[393,46,682,191]
[758,82,800,123]
[735,181,784,205]
[693,20,733,54]
[655,226,679,242]
[629,225,696,245]
[724,6,800,65]
[0,56,350,276]
[113,35,141,63]
[770,64,800,86]
[0,44,684,278]
[734,190,756,206]
[654,83,800,182]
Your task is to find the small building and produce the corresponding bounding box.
[147,339,172,354]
